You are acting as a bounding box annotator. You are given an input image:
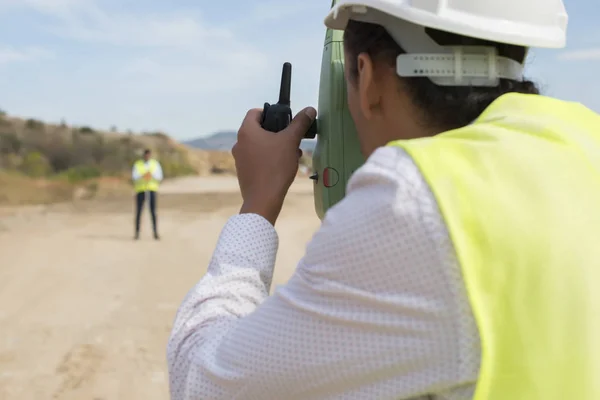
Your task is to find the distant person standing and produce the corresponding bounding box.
[132,149,163,240]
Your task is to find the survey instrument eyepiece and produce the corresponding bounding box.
[261,62,317,137]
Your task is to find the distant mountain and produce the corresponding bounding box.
[183,131,237,151]
[183,131,317,152]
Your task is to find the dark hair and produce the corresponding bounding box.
[144,149,151,155]
[343,20,540,131]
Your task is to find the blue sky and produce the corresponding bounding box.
[0,0,598,140]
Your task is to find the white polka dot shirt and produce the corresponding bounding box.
[166,146,481,399]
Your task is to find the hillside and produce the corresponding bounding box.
[184,131,317,152]
[0,109,317,205]
[0,110,237,205]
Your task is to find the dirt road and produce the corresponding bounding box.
[0,176,320,400]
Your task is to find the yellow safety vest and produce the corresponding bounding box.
[133,159,160,192]
[388,93,600,399]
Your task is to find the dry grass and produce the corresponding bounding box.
[0,171,133,206]
[0,171,74,205]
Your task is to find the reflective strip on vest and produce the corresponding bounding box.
[388,93,600,399]
[134,159,159,192]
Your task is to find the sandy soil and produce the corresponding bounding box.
[0,176,320,400]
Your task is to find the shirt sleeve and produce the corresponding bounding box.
[132,164,141,181]
[153,161,163,181]
[166,147,467,400]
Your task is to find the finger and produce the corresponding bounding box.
[238,108,264,138]
[285,107,317,144]
[243,108,263,125]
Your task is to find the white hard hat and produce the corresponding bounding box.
[324,0,568,86]
[325,0,568,48]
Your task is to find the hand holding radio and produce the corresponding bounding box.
[233,62,316,224]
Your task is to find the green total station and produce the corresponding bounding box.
[311,19,365,220]
[260,3,364,220]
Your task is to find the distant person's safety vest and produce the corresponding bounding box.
[388,93,600,399]
[133,159,160,192]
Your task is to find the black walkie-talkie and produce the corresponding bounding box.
[260,62,292,132]
[261,62,317,138]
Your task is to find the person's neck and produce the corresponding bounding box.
[362,117,437,157]
[362,92,441,157]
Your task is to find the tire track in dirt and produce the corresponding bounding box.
[53,344,105,399]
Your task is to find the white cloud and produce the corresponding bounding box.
[0,46,53,65]
[558,48,600,60]
[13,1,232,48]
[5,0,271,95]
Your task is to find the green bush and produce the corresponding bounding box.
[20,151,51,177]
[25,119,44,130]
[0,131,22,154]
[79,126,95,134]
[43,139,73,172]
[58,165,102,183]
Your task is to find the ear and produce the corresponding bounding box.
[356,53,381,120]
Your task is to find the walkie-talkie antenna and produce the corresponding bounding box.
[278,62,292,106]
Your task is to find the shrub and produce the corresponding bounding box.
[25,119,44,130]
[20,151,51,177]
[58,165,102,183]
[90,135,106,164]
[44,139,73,172]
[79,126,95,134]
[0,131,22,154]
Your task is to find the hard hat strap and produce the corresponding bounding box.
[351,7,525,86]
[396,47,523,86]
